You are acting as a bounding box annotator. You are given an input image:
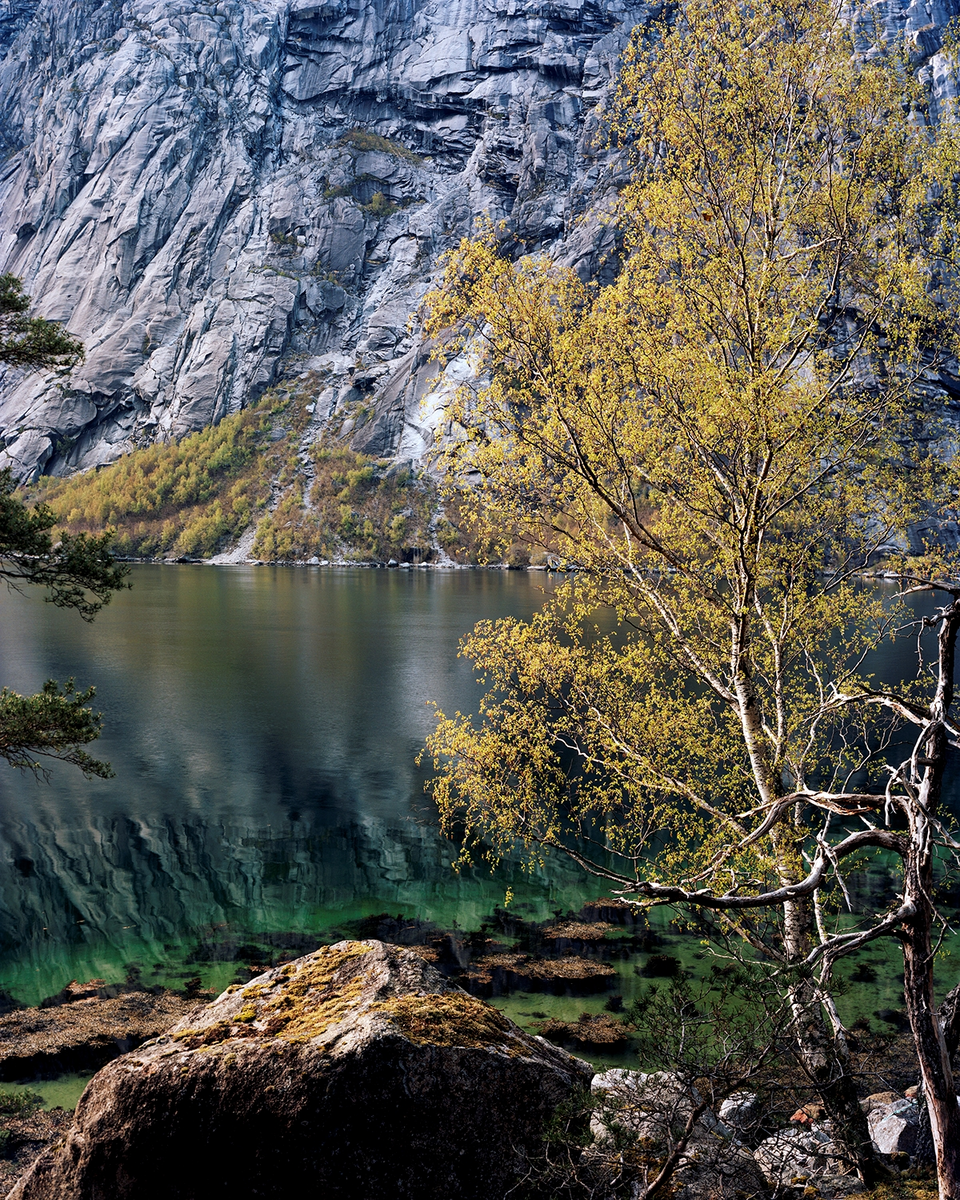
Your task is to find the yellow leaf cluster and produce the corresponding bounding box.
[423,0,960,913]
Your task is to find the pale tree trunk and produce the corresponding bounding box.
[736,626,885,1184]
[782,894,887,1184]
[901,597,960,1200]
[902,898,960,1198]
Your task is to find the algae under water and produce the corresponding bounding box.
[0,565,955,1072]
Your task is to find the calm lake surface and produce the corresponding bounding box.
[0,564,608,1006]
[0,564,953,1047]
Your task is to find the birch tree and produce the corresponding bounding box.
[424,0,960,1191]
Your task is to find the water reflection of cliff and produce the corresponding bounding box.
[0,804,587,1003]
[0,566,565,1002]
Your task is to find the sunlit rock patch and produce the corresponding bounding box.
[9,940,592,1200]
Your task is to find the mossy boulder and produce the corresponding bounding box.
[10,941,592,1200]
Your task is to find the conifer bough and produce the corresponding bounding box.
[425,0,960,1193]
[0,274,83,371]
[0,277,127,778]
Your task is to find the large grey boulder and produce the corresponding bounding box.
[9,940,592,1200]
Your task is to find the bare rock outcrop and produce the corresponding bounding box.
[0,0,649,482]
[3,0,960,486]
[9,939,592,1200]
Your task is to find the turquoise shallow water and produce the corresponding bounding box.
[0,564,954,1081]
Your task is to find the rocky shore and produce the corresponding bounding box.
[0,1100,71,1199]
[0,908,936,1198]
[0,940,937,1200]
[0,983,207,1197]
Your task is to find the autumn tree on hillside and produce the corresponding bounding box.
[0,278,127,777]
[424,0,960,1192]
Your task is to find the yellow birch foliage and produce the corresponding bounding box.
[423,0,960,899]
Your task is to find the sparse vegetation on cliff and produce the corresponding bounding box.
[336,128,423,164]
[26,394,464,564]
[29,395,292,559]
[250,445,437,564]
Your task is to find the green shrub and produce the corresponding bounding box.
[360,191,399,219]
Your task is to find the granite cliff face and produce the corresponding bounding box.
[1,0,960,483]
[0,0,647,482]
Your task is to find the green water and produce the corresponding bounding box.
[0,565,953,1078]
[1,1075,95,1112]
[0,565,622,1007]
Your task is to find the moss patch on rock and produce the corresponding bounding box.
[172,1020,235,1049]
[171,944,375,1050]
[257,944,373,1044]
[374,992,524,1053]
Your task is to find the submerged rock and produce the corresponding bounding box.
[460,951,617,996]
[0,990,202,1081]
[9,940,592,1200]
[536,1012,631,1049]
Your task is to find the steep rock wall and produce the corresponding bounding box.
[0,0,648,481]
[1,0,959,482]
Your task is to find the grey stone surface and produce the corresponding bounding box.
[0,0,650,481]
[754,1124,845,1188]
[718,1090,762,1141]
[2,0,959,483]
[867,1097,920,1156]
[590,1069,766,1200]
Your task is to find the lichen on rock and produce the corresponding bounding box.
[8,940,593,1200]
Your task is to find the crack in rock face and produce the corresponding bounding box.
[2,0,959,484]
[0,0,648,482]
